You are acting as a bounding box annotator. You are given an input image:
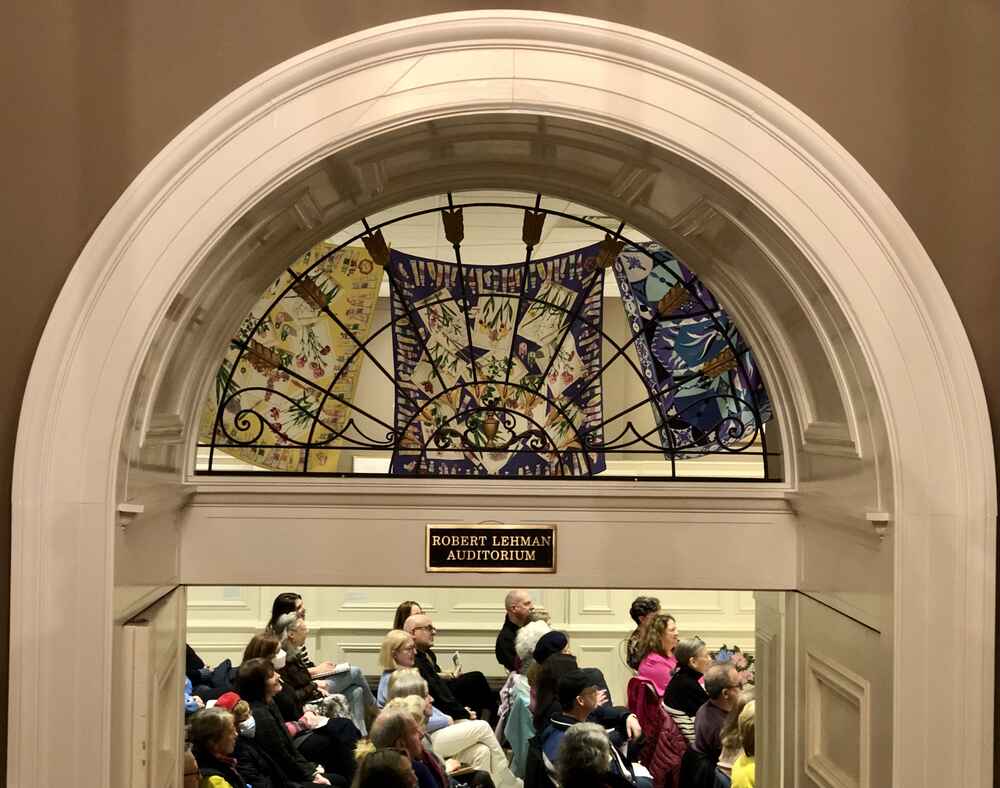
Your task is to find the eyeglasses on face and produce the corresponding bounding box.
[412,625,437,633]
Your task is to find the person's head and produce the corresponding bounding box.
[639,613,677,660]
[387,668,432,720]
[351,747,418,788]
[242,632,284,672]
[215,692,255,737]
[557,669,600,720]
[675,637,710,675]
[268,592,303,631]
[277,613,308,651]
[384,695,428,733]
[738,700,756,757]
[515,619,552,672]
[380,629,417,670]
[629,596,661,627]
[704,661,742,710]
[183,749,199,788]
[533,630,569,665]
[236,657,282,703]
[720,688,755,754]
[557,722,611,782]
[505,589,535,627]
[403,614,436,651]
[188,707,237,759]
[393,601,423,631]
[368,707,423,759]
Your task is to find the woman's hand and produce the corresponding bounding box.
[312,775,331,785]
[445,758,463,773]
[626,714,642,741]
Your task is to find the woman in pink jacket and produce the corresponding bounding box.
[636,613,678,697]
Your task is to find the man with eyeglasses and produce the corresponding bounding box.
[694,661,743,762]
[404,612,499,722]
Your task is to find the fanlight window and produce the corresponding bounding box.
[196,192,779,480]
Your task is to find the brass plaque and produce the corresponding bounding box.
[425,523,557,573]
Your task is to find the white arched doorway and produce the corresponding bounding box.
[9,11,994,787]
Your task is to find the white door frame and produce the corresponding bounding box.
[9,11,995,787]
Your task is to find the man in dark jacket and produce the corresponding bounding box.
[405,612,498,721]
[494,589,535,671]
[539,671,649,788]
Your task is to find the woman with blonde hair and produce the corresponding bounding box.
[717,689,754,778]
[730,700,755,788]
[356,707,447,788]
[386,668,519,788]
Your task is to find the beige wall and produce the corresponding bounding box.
[3,0,998,771]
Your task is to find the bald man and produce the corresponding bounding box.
[405,612,498,722]
[495,589,534,671]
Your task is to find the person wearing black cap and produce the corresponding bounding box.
[531,632,613,732]
[537,670,648,787]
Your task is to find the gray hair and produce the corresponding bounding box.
[188,707,234,750]
[674,637,706,671]
[387,667,428,701]
[275,612,302,647]
[369,707,415,750]
[703,661,734,699]
[557,722,610,780]
[515,620,552,668]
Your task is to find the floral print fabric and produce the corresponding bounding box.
[612,243,771,458]
[200,242,383,471]
[387,245,606,476]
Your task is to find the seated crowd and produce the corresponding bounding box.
[183,590,755,788]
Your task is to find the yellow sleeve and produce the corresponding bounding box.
[200,776,235,788]
[730,755,756,788]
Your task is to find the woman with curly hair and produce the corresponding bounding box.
[636,613,678,696]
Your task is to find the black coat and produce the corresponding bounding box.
[280,651,322,710]
[663,665,708,718]
[231,734,285,788]
[415,649,469,720]
[192,745,247,788]
[494,616,520,672]
[249,698,317,783]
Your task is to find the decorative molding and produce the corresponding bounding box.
[805,651,870,788]
[802,421,860,459]
[142,413,185,447]
[187,600,254,613]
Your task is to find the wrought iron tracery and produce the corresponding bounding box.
[197,193,779,480]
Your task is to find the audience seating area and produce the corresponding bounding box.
[183,588,757,788]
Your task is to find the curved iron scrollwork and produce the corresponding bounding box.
[197,193,777,480]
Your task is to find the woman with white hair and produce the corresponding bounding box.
[276,611,377,735]
[386,667,522,788]
[499,620,551,777]
[556,722,634,788]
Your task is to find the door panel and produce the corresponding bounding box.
[115,586,186,788]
